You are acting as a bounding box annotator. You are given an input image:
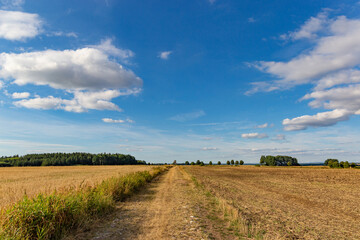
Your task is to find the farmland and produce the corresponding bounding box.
[0,165,152,208]
[2,165,360,239]
[185,165,360,239]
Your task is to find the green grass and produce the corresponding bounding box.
[0,166,168,240]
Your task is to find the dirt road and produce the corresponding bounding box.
[67,167,209,240]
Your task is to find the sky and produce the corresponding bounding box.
[1,0,360,163]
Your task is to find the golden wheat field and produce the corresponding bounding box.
[0,165,153,208]
[185,165,360,240]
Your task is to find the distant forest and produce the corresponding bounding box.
[0,153,145,167]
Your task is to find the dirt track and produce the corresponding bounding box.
[68,167,209,240]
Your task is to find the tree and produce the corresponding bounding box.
[351,162,356,168]
[260,155,266,165]
[196,160,201,165]
[200,162,205,166]
[218,161,221,165]
[185,161,190,165]
[325,159,338,166]
[226,160,230,165]
[209,161,213,165]
[240,160,244,165]
[343,161,350,168]
[235,160,239,165]
[191,162,195,165]
[231,159,234,165]
[173,160,177,165]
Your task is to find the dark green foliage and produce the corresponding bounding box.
[196,160,201,165]
[0,153,143,167]
[191,162,195,165]
[209,161,213,165]
[231,159,235,165]
[200,162,205,166]
[326,159,352,168]
[226,160,230,165]
[259,155,299,166]
[217,161,221,165]
[235,160,239,165]
[185,161,190,165]
[240,160,244,165]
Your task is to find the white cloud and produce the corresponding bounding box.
[283,109,351,131]
[12,91,29,99]
[1,0,24,10]
[241,133,268,139]
[170,110,205,122]
[159,51,172,60]
[90,38,134,61]
[0,10,42,40]
[249,12,360,130]
[13,89,136,112]
[255,123,268,128]
[0,43,142,90]
[250,15,360,93]
[281,11,329,40]
[202,147,218,151]
[102,118,134,123]
[0,80,3,89]
[102,118,124,123]
[208,0,216,4]
[46,31,78,38]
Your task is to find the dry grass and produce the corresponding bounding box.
[0,165,152,208]
[185,165,360,239]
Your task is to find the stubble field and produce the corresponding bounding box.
[185,165,360,239]
[0,165,152,208]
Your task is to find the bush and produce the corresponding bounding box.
[185,161,190,165]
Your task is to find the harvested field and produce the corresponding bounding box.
[0,165,152,208]
[185,165,360,239]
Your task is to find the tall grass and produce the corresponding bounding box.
[0,166,167,240]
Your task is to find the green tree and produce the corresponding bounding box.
[209,161,213,165]
[191,162,195,165]
[343,161,350,168]
[196,160,201,165]
[231,159,235,165]
[351,162,356,168]
[226,160,230,165]
[217,161,221,165]
[185,161,190,165]
[240,160,244,165]
[235,160,239,165]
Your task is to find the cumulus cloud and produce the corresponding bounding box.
[0,10,42,40]
[249,15,360,92]
[159,51,172,60]
[13,89,137,112]
[241,133,268,139]
[249,11,360,130]
[0,44,142,90]
[283,109,351,131]
[46,31,78,38]
[12,91,29,99]
[170,110,205,122]
[273,134,286,140]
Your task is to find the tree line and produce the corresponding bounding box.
[324,159,356,168]
[0,152,145,167]
[260,155,300,166]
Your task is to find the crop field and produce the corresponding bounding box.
[0,165,152,208]
[185,166,360,239]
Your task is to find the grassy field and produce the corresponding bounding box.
[0,165,152,208]
[185,165,360,239]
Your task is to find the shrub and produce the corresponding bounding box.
[185,161,190,165]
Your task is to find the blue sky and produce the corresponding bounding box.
[1,0,360,163]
